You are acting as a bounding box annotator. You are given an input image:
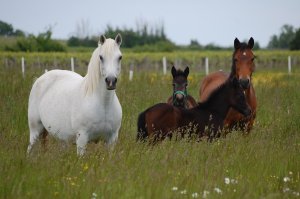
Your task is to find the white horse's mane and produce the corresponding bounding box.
[84,39,117,95]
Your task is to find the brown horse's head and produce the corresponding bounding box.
[231,37,255,89]
[171,66,189,107]
[228,77,251,117]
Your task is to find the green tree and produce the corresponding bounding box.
[268,24,295,49]
[290,28,300,50]
[0,20,14,36]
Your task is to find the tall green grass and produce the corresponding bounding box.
[0,65,299,198]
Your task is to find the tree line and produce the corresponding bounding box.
[1,20,300,52]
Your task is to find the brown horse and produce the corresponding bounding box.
[137,75,251,142]
[199,37,257,133]
[167,66,197,109]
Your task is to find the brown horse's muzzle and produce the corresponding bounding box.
[239,78,250,89]
[242,107,252,117]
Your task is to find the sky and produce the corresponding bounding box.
[1,0,300,47]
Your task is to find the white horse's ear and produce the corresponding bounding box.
[115,34,122,46]
[99,35,106,45]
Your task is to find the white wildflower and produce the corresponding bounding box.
[283,188,290,193]
[191,192,199,198]
[283,177,291,182]
[293,191,300,196]
[180,189,187,194]
[202,190,210,198]
[214,187,223,194]
[231,179,238,184]
[225,177,230,184]
[172,186,178,191]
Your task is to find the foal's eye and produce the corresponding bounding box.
[99,55,104,61]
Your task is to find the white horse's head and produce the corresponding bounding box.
[98,34,122,90]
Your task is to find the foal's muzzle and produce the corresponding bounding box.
[239,78,250,89]
[105,76,117,90]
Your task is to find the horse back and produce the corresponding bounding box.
[139,103,181,141]
[199,71,228,102]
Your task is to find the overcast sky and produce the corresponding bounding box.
[1,0,300,47]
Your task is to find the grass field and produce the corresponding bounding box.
[0,59,300,198]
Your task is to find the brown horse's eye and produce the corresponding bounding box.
[251,57,255,62]
[234,58,238,62]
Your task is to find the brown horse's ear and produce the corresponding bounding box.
[115,34,122,46]
[234,38,240,49]
[171,66,177,77]
[184,66,189,77]
[248,37,254,49]
[99,35,106,45]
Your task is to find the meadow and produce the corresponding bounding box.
[0,51,300,199]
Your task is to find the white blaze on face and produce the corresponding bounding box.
[242,51,247,56]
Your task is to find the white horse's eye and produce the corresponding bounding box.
[99,55,104,61]
[118,56,122,61]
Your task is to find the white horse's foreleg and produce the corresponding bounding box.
[76,132,89,156]
[106,129,119,151]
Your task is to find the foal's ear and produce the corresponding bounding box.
[184,66,189,77]
[115,34,122,46]
[248,37,254,49]
[99,35,106,45]
[234,38,240,49]
[171,66,177,77]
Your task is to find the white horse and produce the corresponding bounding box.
[27,34,123,156]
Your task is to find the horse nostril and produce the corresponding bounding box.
[239,78,250,89]
[105,76,117,90]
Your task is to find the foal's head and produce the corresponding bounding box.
[227,77,252,117]
[171,66,189,107]
[231,37,255,89]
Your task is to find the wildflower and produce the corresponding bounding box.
[225,177,230,184]
[289,171,293,175]
[283,177,290,182]
[231,179,238,184]
[293,191,299,196]
[180,190,187,194]
[283,188,290,193]
[172,186,178,191]
[214,187,223,194]
[83,163,89,171]
[202,190,210,198]
[91,192,97,199]
[191,192,199,198]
